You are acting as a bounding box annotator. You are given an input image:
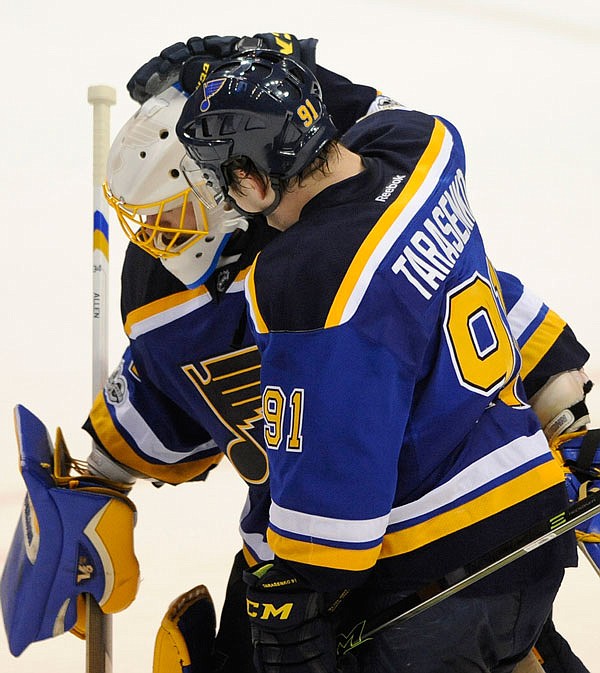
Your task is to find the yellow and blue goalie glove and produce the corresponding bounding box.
[553,428,600,577]
[0,405,139,656]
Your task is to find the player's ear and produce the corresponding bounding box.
[233,169,266,195]
[231,171,273,209]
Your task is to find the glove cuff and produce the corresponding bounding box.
[87,444,138,486]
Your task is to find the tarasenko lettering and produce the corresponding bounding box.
[391,168,476,299]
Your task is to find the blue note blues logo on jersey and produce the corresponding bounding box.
[182,346,269,484]
[200,79,227,112]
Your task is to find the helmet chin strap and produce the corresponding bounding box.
[259,179,282,216]
[227,178,282,218]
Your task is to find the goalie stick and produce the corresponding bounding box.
[87,84,116,673]
[337,485,600,657]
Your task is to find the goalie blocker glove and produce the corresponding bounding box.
[244,562,348,673]
[0,406,139,655]
[127,32,318,104]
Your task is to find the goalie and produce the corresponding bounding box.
[1,32,595,673]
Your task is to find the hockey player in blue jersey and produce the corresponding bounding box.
[86,37,592,673]
[175,49,592,673]
[0,33,593,673]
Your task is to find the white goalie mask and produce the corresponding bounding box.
[104,86,248,288]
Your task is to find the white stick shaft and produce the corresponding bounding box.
[88,85,116,396]
[87,84,116,673]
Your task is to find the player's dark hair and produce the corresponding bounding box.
[224,139,340,195]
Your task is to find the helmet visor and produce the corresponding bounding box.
[180,156,226,209]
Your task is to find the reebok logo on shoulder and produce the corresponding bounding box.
[376,174,406,203]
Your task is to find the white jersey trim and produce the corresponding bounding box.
[128,278,245,339]
[114,395,217,463]
[338,124,454,325]
[269,501,390,544]
[506,288,545,342]
[270,430,549,544]
[240,494,275,562]
[128,292,213,339]
[388,429,549,525]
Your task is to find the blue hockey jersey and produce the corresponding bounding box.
[84,85,587,575]
[246,108,578,589]
[85,242,586,572]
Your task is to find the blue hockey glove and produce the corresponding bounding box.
[244,562,343,673]
[126,37,236,103]
[127,33,318,103]
[179,32,317,96]
[239,33,317,70]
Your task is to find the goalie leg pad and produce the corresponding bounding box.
[0,405,139,656]
[153,585,216,673]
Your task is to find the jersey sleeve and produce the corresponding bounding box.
[497,270,590,398]
[83,242,223,483]
[83,346,223,484]
[249,320,421,589]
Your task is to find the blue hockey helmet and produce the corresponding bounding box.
[176,49,337,213]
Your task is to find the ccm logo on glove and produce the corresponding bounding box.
[247,599,294,620]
